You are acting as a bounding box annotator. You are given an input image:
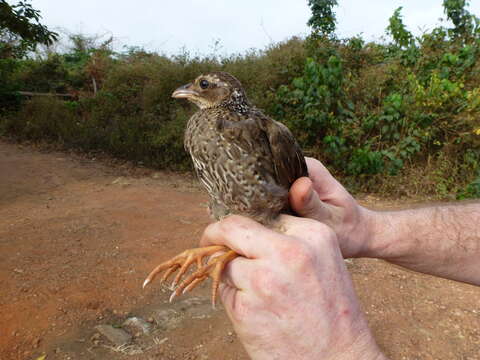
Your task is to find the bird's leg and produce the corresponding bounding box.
[143,246,238,306]
[172,250,238,307]
[143,246,226,289]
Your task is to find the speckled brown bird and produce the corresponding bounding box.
[143,72,308,305]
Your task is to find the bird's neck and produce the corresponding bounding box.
[220,90,250,114]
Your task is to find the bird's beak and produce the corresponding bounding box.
[172,83,198,99]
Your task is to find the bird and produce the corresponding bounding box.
[143,72,308,306]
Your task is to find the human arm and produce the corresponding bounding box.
[289,158,480,285]
[200,215,387,360]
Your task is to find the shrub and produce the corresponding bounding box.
[2,0,480,198]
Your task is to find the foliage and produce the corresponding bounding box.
[387,7,414,49]
[0,38,305,170]
[458,176,480,199]
[442,0,478,38]
[307,0,338,37]
[2,1,480,198]
[0,0,58,113]
[0,0,58,58]
[0,57,21,114]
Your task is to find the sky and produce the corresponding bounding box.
[29,0,480,56]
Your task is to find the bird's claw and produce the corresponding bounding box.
[143,246,237,305]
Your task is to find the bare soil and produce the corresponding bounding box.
[0,140,479,360]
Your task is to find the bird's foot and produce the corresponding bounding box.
[143,246,238,307]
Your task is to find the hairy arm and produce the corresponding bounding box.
[290,158,480,285]
[367,202,480,285]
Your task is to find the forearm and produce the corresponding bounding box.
[364,202,480,285]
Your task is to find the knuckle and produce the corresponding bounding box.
[250,268,284,300]
[216,217,235,235]
[200,223,217,244]
[231,294,253,322]
[302,220,336,244]
[216,218,231,235]
[277,240,315,270]
[219,215,245,231]
[306,219,330,234]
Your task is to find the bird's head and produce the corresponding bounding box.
[172,72,249,111]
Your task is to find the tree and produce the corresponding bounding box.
[442,0,477,38]
[0,0,58,57]
[307,0,338,37]
[387,7,414,49]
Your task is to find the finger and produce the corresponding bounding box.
[305,157,351,203]
[276,214,333,241]
[219,283,249,322]
[289,177,332,222]
[221,256,253,290]
[199,215,284,259]
[218,282,237,309]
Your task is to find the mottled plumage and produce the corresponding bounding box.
[144,72,308,305]
[182,72,308,224]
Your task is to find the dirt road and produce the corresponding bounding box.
[0,140,479,360]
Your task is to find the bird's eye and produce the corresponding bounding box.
[199,79,209,89]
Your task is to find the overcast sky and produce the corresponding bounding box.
[29,0,480,56]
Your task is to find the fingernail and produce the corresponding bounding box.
[142,279,150,288]
[304,183,314,206]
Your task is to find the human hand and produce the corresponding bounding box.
[289,157,375,258]
[200,215,386,360]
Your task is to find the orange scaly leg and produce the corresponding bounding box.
[171,250,238,307]
[143,246,238,306]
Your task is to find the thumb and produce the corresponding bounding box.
[289,177,331,222]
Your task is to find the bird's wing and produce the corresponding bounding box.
[255,111,308,189]
[217,109,308,189]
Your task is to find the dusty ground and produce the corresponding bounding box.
[0,139,479,360]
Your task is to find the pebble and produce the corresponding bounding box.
[123,316,153,335]
[94,325,132,346]
[152,309,181,330]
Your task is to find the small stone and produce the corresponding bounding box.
[94,325,132,346]
[151,309,181,330]
[123,316,153,335]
